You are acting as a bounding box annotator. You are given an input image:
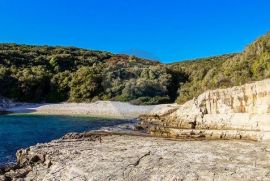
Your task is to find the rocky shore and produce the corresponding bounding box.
[139,79,270,142]
[2,79,270,180]
[1,131,270,181]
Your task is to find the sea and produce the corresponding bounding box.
[0,114,132,166]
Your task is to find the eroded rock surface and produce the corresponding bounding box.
[139,79,270,141]
[1,133,270,181]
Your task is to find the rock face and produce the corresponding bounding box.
[1,133,270,181]
[139,79,270,141]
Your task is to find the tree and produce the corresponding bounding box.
[70,66,103,102]
[0,66,19,98]
[48,71,72,102]
[15,66,51,102]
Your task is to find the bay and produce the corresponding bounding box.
[0,114,132,166]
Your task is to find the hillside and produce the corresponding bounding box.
[170,31,270,103]
[0,32,270,104]
[0,44,175,104]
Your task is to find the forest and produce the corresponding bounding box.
[0,32,270,104]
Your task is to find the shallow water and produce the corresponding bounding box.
[0,114,132,166]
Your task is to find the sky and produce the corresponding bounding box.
[0,0,270,63]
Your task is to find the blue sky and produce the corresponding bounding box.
[0,0,270,63]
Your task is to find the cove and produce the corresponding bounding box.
[0,114,132,166]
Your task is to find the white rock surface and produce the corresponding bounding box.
[8,134,270,181]
[140,79,270,141]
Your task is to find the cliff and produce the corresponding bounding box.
[139,78,270,141]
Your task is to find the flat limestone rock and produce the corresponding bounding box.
[5,134,270,181]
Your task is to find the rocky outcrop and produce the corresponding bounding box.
[2,133,270,180]
[0,147,50,180]
[139,79,270,141]
[0,132,106,180]
[0,132,151,180]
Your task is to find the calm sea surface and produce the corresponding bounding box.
[0,114,131,166]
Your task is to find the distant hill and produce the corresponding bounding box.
[0,32,270,104]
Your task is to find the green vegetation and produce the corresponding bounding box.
[0,44,175,104]
[171,32,270,104]
[1,32,270,104]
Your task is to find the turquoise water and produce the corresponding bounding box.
[0,114,132,166]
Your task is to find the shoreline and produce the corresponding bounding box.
[0,101,173,169]
[2,99,270,180]
[0,116,140,170]
[1,131,270,180]
[3,112,132,121]
[5,101,176,120]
